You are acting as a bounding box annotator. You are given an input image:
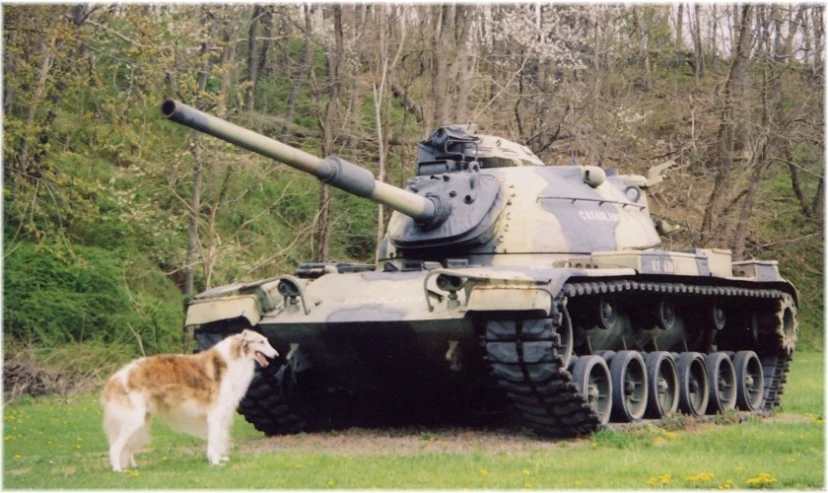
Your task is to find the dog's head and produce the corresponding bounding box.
[236,329,279,368]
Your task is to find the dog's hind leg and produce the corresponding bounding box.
[122,414,152,469]
[108,400,147,472]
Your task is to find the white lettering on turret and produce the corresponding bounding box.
[578,210,619,222]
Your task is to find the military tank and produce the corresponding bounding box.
[162,99,798,437]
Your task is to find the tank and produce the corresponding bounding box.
[162,99,799,436]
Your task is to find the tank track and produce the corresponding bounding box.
[485,279,795,437]
[194,330,307,435]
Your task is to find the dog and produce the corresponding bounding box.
[101,329,278,471]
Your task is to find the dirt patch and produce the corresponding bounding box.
[243,427,585,456]
[241,411,800,456]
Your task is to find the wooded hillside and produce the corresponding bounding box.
[3,4,824,368]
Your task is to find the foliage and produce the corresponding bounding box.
[1,4,823,354]
[4,241,183,356]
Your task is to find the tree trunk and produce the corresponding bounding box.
[184,9,215,300]
[711,5,719,73]
[786,146,813,219]
[282,5,313,141]
[453,5,473,122]
[676,4,684,49]
[256,6,274,83]
[812,176,824,221]
[693,4,705,80]
[315,5,344,262]
[216,21,238,119]
[429,5,452,130]
[245,5,262,112]
[17,23,58,173]
[812,7,824,75]
[699,5,754,246]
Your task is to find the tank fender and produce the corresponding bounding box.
[186,295,262,327]
[185,278,285,327]
[467,287,553,314]
[426,266,635,314]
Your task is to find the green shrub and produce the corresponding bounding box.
[3,241,183,357]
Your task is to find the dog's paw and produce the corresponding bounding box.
[219,456,230,463]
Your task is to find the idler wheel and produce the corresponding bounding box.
[644,351,679,418]
[609,350,648,422]
[705,352,737,414]
[676,352,709,416]
[572,355,613,425]
[733,351,765,411]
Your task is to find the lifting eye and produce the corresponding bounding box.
[277,280,300,297]
[625,185,642,203]
[436,274,465,292]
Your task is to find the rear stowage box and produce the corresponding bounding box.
[732,260,780,281]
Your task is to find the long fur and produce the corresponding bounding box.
[101,329,278,471]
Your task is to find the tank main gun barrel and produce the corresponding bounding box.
[161,99,439,223]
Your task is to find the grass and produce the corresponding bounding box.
[2,352,824,489]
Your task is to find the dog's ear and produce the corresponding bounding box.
[240,329,256,341]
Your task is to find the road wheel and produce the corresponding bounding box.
[676,352,709,416]
[733,351,764,411]
[645,351,679,418]
[609,351,648,422]
[705,352,736,414]
[572,355,612,425]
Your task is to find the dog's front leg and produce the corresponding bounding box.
[206,409,230,466]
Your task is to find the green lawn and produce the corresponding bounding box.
[3,353,824,489]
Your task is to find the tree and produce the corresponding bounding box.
[699,5,754,247]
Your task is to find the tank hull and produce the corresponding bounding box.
[191,253,797,436]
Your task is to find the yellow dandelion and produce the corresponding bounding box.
[574,480,582,487]
[479,469,489,476]
[13,453,21,460]
[648,477,658,486]
[522,469,530,475]
[327,480,335,487]
[523,483,533,489]
[746,472,778,487]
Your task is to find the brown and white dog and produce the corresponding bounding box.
[101,329,278,471]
